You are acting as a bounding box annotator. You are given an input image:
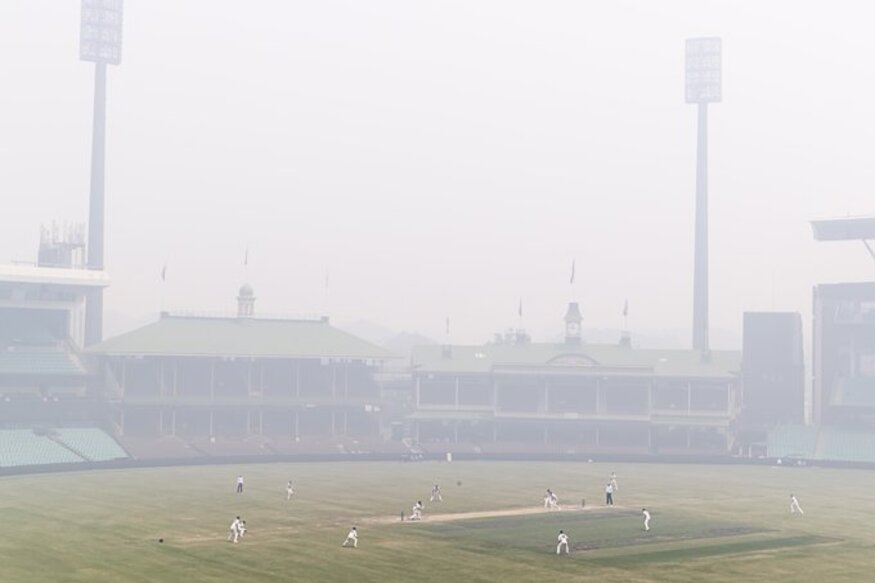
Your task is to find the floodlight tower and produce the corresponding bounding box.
[80,0,123,345]
[685,37,721,353]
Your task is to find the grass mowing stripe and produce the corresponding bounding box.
[408,508,768,553]
[587,535,838,567]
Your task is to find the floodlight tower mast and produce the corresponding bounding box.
[80,0,123,345]
[685,37,722,353]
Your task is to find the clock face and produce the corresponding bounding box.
[568,323,579,334]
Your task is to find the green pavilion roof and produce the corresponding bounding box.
[412,342,740,379]
[88,314,394,360]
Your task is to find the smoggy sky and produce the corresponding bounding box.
[1,0,873,346]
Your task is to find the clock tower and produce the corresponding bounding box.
[564,302,583,344]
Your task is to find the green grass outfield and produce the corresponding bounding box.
[1,460,873,582]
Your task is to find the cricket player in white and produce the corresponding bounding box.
[342,527,359,548]
[556,530,570,554]
[430,483,442,502]
[544,489,558,510]
[228,516,242,543]
[411,501,424,520]
[790,494,804,515]
[610,472,619,491]
[286,481,295,500]
[642,508,651,531]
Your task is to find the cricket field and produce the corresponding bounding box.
[1,460,873,582]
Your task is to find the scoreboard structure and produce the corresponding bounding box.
[811,217,875,425]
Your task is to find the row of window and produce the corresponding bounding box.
[418,381,730,413]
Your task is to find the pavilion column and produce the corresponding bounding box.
[687,381,692,413]
[159,360,165,398]
[595,379,602,414]
[726,383,731,413]
[493,379,500,413]
[258,361,264,397]
[544,379,549,414]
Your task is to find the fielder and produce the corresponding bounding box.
[228,516,242,543]
[642,508,651,531]
[544,489,559,510]
[790,494,804,515]
[342,526,359,548]
[286,480,295,500]
[556,530,570,554]
[236,475,244,494]
[430,483,442,502]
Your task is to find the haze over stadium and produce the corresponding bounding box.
[1,0,873,345]
[1,1,875,582]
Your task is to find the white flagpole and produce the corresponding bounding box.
[159,262,167,316]
[570,258,576,301]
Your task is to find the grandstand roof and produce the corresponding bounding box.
[811,216,875,241]
[814,281,875,299]
[412,343,740,378]
[0,347,87,376]
[0,263,110,288]
[87,314,394,360]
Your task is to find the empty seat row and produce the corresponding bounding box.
[0,429,82,467]
[767,425,818,458]
[54,428,128,461]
